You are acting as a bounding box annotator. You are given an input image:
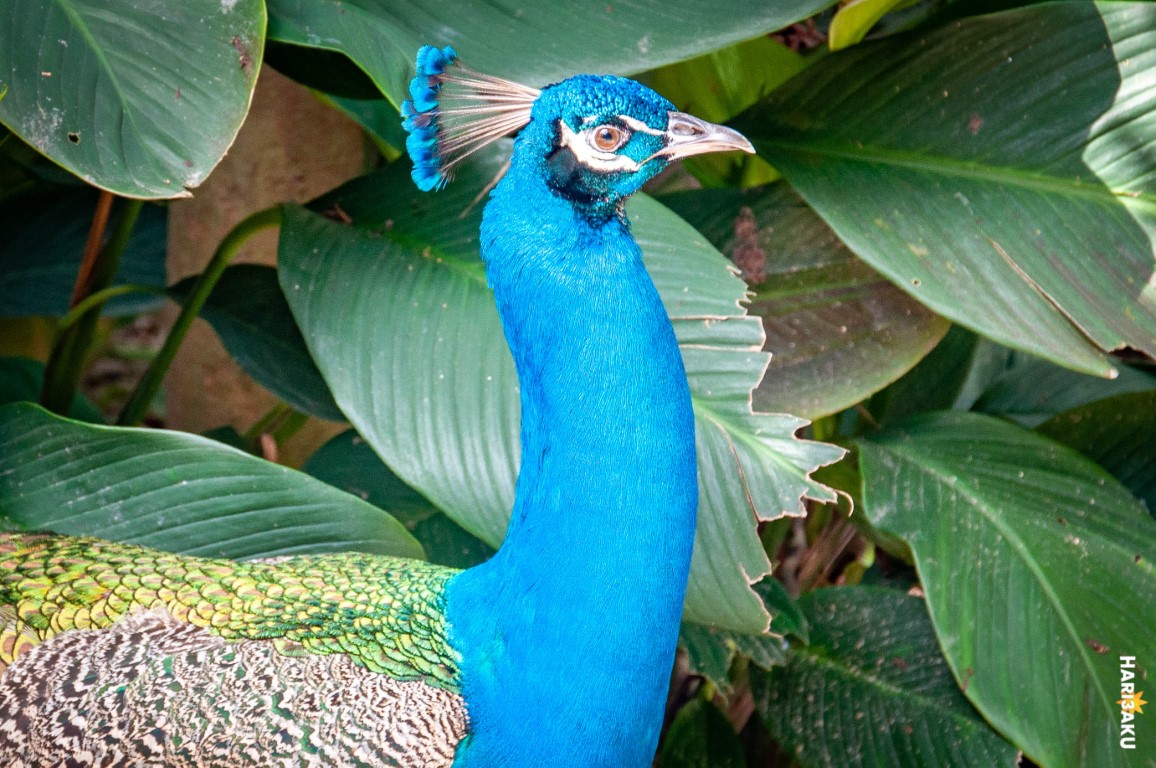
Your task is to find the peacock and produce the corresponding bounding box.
[0,45,754,767]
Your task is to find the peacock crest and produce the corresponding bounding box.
[402,45,540,191]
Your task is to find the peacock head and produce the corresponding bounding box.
[401,46,754,206]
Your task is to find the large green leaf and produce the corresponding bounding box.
[661,184,949,419]
[0,189,166,317]
[860,412,1156,768]
[752,587,1019,768]
[0,402,422,560]
[738,2,1156,376]
[168,264,344,422]
[278,148,843,633]
[304,428,494,569]
[1037,389,1156,518]
[266,0,836,106]
[0,0,265,198]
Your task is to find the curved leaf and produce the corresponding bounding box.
[279,148,842,633]
[860,412,1156,768]
[738,2,1156,375]
[0,0,265,198]
[168,264,344,422]
[0,402,422,560]
[266,0,836,106]
[752,587,1019,768]
[662,185,949,419]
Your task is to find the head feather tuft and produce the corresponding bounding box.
[401,45,539,191]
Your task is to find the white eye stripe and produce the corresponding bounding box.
[557,120,643,172]
[577,114,664,136]
[618,115,664,136]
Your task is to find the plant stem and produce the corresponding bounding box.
[57,284,167,333]
[242,402,293,443]
[116,206,282,426]
[40,194,143,414]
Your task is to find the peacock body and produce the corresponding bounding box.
[0,45,753,767]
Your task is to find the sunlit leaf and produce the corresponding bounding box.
[740,2,1156,375]
[266,0,837,105]
[0,403,423,560]
[0,0,265,198]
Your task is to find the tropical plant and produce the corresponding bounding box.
[1,1,1153,766]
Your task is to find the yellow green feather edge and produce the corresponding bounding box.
[0,532,460,690]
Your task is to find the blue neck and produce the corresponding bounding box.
[446,157,698,767]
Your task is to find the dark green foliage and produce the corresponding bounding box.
[752,587,1019,768]
[1,1,1154,765]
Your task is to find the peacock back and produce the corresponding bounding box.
[0,532,467,767]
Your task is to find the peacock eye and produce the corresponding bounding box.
[589,124,629,152]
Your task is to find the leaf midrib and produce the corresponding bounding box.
[871,438,1119,728]
[794,647,1003,738]
[761,138,1156,213]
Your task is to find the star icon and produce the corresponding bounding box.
[1119,691,1147,715]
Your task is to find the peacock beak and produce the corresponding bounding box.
[655,112,755,161]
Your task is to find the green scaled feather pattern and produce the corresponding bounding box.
[0,532,460,689]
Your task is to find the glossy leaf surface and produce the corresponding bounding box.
[0,403,422,560]
[266,0,836,106]
[0,0,264,198]
[739,2,1156,375]
[860,412,1156,768]
[279,149,843,633]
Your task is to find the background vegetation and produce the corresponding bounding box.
[1,1,1154,766]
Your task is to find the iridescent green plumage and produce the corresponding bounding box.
[0,532,459,687]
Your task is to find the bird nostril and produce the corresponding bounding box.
[671,123,700,137]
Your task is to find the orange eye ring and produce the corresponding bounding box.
[590,124,628,152]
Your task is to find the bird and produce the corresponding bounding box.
[0,45,754,767]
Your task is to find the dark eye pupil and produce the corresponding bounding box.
[599,129,614,142]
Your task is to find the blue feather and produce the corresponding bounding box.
[400,46,538,192]
[398,45,752,767]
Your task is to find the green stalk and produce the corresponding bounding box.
[40,196,143,414]
[56,284,167,333]
[116,207,282,426]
